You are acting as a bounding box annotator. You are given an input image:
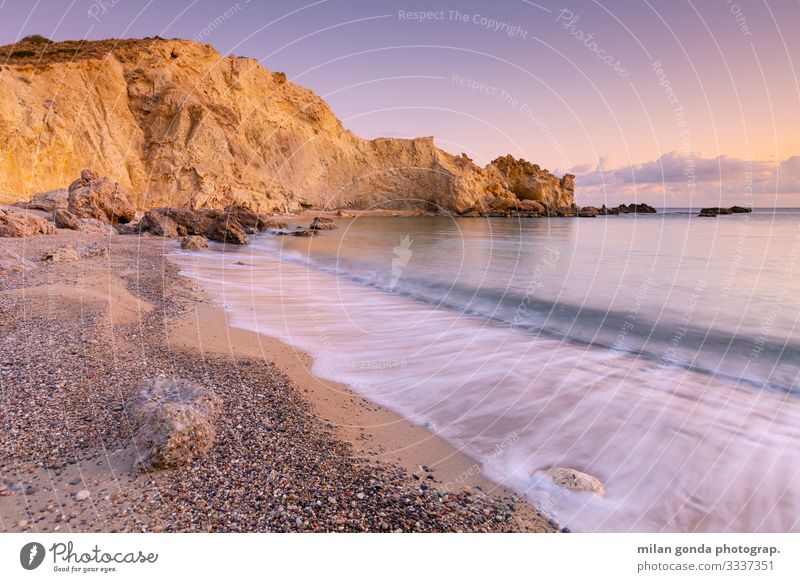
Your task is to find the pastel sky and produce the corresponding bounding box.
[2,0,799,206]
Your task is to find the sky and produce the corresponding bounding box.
[1,0,799,206]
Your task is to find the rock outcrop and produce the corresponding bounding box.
[0,208,56,237]
[0,37,574,215]
[125,376,222,470]
[699,206,752,217]
[67,170,136,224]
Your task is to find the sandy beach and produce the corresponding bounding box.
[0,230,555,533]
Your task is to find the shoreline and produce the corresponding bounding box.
[166,271,543,513]
[0,231,555,532]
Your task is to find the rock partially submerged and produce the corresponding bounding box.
[180,235,208,250]
[126,376,222,470]
[309,216,337,230]
[616,203,657,214]
[206,215,249,245]
[544,468,604,495]
[276,228,318,237]
[699,206,752,217]
[0,208,56,237]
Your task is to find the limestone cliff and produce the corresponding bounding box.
[0,37,574,214]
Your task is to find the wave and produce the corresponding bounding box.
[268,239,800,394]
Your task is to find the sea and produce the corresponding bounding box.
[172,208,800,532]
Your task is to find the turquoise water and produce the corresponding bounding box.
[175,209,800,532]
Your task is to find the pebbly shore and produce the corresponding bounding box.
[0,231,555,533]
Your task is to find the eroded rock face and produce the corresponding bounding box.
[126,377,222,470]
[180,235,208,250]
[0,38,574,215]
[67,170,136,224]
[544,468,604,495]
[0,208,56,237]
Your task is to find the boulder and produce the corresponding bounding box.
[578,206,599,217]
[180,235,209,250]
[0,248,36,275]
[67,169,136,224]
[544,467,604,495]
[125,376,222,470]
[699,206,748,216]
[157,207,218,235]
[617,203,656,214]
[14,189,68,212]
[276,228,317,237]
[598,204,619,215]
[555,205,577,217]
[42,246,80,263]
[224,205,261,234]
[53,208,81,230]
[257,214,288,230]
[140,210,179,237]
[206,215,249,244]
[309,216,337,230]
[0,208,56,237]
[78,218,118,236]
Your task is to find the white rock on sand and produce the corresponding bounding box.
[544,467,604,495]
[126,376,222,470]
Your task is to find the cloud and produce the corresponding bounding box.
[572,152,800,206]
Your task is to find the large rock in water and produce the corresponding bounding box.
[180,235,208,250]
[67,169,136,224]
[206,215,249,244]
[0,38,574,214]
[126,377,222,470]
[309,216,337,230]
[544,468,604,495]
[0,208,56,237]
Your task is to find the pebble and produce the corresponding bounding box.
[74,490,91,501]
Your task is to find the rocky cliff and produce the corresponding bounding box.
[0,37,574,214]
